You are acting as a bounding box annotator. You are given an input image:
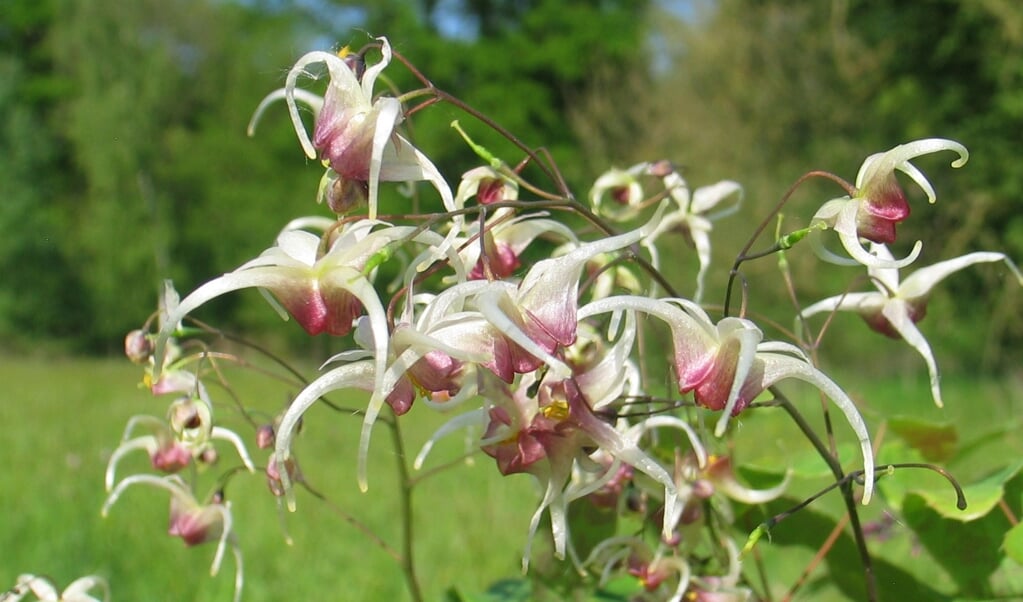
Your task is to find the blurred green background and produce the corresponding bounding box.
[2,0,1020,371]
[2,0,1023,599]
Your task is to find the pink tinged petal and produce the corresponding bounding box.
[702,320,764,437]
[578,296,718,393]
[481,415,550,476]
[855,199,904,244]
[882,299,943,407]
[385,376,416,415]
[476,288,570,379]
[860,299,927,339]
[856,139,969,203]
[477,177,509,205]
[757,353,875,504]
[151,443,192,473]
[834,201,922,268]
[512,215,663,360]
[285,51,362,160]
[469,239,521,280]
[169,497,225,547]
[408,348,463,394]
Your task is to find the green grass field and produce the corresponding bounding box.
[0,356,539,601]
[2,356,1021,600]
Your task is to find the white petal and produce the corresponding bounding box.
[881,300,943,408]
[899,252,1023,300]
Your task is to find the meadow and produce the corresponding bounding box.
[3,355,1021,600]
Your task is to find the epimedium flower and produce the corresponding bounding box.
[101,475,243,602]
[590,162,655,221]
[249,38,453,219]
[671,452,790,534]
[460,211,578,281]
[811,138,969,269]
[643,167,742,302]
[591,161,741,301]
[585,536,692,602]
[412,317,703,570]
[4,575,109,602]
[578,295,875,504]
[454,165,519,208]
[104,406,256,491]
[151,218,457,404]
[800,243,1023,407]
[478,374,686,570]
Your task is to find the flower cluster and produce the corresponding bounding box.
[103,34,1020,601]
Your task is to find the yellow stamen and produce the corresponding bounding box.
[540,399,570,421]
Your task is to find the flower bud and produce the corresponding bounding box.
[124,329,153,364]
[168,495,225,547]
[266,456,301,497]
[150,443,191,473]
[256,424,276,449]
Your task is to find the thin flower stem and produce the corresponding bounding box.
[783,514,850,602]
[407,450,482,487]
[388,415,425,602]
[725,170,854,317]
[299,482,403,563]
[772,388,877,601]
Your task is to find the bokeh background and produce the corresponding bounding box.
[3,1,1022,599]
[3,0,1020,371]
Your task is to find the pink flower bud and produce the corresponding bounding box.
[124,329,153,364]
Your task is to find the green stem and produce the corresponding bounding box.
[388,416,424,602]
[773,388,876,602]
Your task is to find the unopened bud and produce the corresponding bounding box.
[321,172,368,215]
[256,424,276,449]
[124,330,153,364]
[199,447,219,465]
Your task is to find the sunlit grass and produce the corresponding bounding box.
[3,356,1020,600]
[0,356,537,601]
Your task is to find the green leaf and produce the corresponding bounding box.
[1003,522,1023,566]
[917,461,1023,521]
[446,579,533,602]
[888,416,958,462]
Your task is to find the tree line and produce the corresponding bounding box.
[1,0,1019,370]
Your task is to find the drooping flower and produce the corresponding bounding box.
[454,165,519,208]
[150,219,453,405]
[101,475,243,602]
[643,169,742,302]
[590,163,653,221]
[811,139,969,268]
[479,373,684,569]
[579,296,875,503]
[801,243,1023,407]
[460,212,577,281]
[584,536,691,602]
[249,38,453,219]
[104,408,255,491]
[4,574,109,602]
